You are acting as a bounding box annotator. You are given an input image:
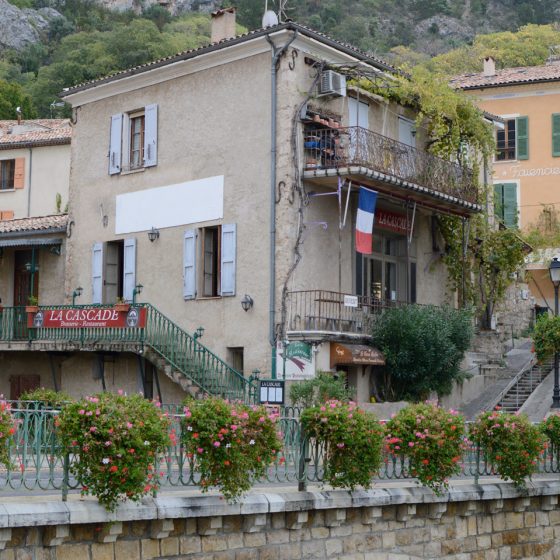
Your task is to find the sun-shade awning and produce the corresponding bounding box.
[0,237,63,248]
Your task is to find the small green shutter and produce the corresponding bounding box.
[516,116,529,160]
[494,183,518,228]
[552,114,560,157]
[494,183,504,223]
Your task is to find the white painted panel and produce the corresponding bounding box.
[348,98,369,129]
[123,238,136,302]
[115,175,224,234]
[109,114,123,175]
[92,242,103,304]
[220,223,236,296]
[398,117,416,148]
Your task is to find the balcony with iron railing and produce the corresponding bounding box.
[285,290,408,337]
[302,126,480,211]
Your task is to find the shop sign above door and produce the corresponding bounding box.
[330,343,385,367]
[28,307,147,329]
[375,209,409,235]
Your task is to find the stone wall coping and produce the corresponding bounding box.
[1,479,559,528]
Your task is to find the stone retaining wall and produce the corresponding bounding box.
[1,481,560,559]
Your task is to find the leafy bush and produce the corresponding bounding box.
[0,401,17,469]
[19,387,72,408]
[301,401,383,490]
[541,413,560,457]
[57,393,170,511]
[533,314,560,362]
[289,371,354,408]
[370,305,473,401]
[385,402,466,494]
[181,398,283,502]
[470,409,547,487]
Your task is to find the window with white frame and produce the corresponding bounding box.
[183,224,236,300]
[109,104,158,175]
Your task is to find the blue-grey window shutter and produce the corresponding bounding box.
[183,230,196,300]
[123,238,137,302]
[220,224,236,296]
[109,114,123,175]
[92,242,104,304]
[144,104,158,167]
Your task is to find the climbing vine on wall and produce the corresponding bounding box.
[349,67,524,326]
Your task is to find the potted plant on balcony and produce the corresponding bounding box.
[114,298,130,313]
[25,296,39,314]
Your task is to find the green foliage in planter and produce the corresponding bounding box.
[57,393,170,511]
[181,398,283,502]
[19,387,72,409]
[385,403,465,494]
[533,314,560,362]
[370,305,473,401]
[289,371,355,408]
[470,410,546,487]
[0,401,17,469]
[301,401,383,490]
[540,413,560,457]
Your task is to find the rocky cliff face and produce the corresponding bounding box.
[0,0,64,51]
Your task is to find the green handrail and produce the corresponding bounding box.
[0,304,255,403]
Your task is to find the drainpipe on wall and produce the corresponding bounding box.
[26,147,33,217]
[266,31,297,379]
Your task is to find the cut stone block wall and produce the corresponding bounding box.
[2,481,560,559]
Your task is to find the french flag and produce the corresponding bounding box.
[356,187,377,254]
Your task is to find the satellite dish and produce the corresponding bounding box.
[262,10,279,28]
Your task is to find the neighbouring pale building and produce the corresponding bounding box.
[0,13,484,403]
[452,57,560,314]
[0,119,71,398]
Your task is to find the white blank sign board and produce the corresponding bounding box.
[115,175,224,234]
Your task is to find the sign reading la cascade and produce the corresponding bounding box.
[28,307,147,329]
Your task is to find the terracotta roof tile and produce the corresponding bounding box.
[451,64,560,90]
[0,214,68,234]
[61,21,397,97]
[0,120,71,149]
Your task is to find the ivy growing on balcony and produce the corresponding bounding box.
[350,67,526,326]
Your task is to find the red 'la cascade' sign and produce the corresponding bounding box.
[376,209,410,235]
[28,307,147,329]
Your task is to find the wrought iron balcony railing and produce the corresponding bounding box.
[303,126,478,205]
[286,290,408,335]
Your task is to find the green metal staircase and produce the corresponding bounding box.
[0,304,255,403]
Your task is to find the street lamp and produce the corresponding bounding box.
[549,257,560,408]
[72,286,83,306]
[132,284,143,305]
[193,326,205,341]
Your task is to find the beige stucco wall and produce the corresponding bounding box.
[66,52,273,376]
[0,144,70,219]
[466,81,560,229]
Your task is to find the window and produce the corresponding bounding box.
[227,347,244,374]
[183,224,237,300]
[398,117,416,148]
[552,113,560,157]
[494,183,518,228]
[92,238,137,304]
[109,104,158,175]
[496,117,528,161]
[0,158,24,190]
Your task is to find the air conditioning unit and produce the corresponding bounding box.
[319,70,347,97]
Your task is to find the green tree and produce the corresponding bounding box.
[0,80,35,119]
[370,305,473,401]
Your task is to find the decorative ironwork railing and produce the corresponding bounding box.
[303,126,478,205]
[1,404,559,497]
[0,304,255,403]
[285,290,409,334]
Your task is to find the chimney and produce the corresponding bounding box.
[483,56,496,77]
[211,7,237,43]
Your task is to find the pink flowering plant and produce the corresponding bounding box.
[385,403,466,494]
[541,413,560,458]
[0,400,17,468]
[470,409,546,487]
[301,400,383,490]
[181,397,283,502]
[56,392,170,511]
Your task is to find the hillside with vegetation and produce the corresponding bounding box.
[1,0,560,118]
